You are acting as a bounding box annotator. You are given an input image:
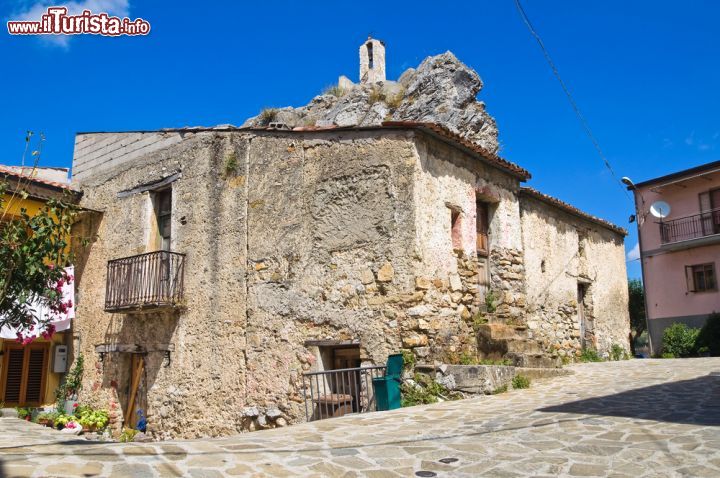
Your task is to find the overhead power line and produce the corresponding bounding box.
[514,0,631,199]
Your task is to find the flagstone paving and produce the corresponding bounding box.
[1,358,719,477]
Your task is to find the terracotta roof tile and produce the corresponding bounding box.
[0,166,80,193]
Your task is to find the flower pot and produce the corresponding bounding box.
[64,401,78,416]
[38,419,50,427]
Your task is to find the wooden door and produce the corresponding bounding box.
[578,284,589,350]
[1,343,49,406]
[711,189,720,234]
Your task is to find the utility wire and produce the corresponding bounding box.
[514,0,631,200]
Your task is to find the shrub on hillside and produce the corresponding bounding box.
[662,323,700,358]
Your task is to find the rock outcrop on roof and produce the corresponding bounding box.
[242,52,500,154]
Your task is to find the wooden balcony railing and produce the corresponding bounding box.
[659,208,720,244]
[104,251,186,312]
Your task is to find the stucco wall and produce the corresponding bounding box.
[520,194,630,358]
[73,131,250,439]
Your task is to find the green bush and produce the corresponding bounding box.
[491,385,508,395]
[512,375,531,389]
[401,373,461,407]
[471,312,488,332]
[662,323,700,357]
[222,152,238,178]
[400,349,415,371]
[578,349,603,363]
[54,414,73,429]
[75,406,109,430]
[119,428,138,443]
[696,313,720,356]
[401,376,442,407]
[458,352,476,365]
[485,291,498,313]
[609,344,629,361]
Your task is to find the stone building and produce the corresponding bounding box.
[69,43,630,439]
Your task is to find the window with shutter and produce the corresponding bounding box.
[154,189,172,251]
[25,349,46,403]
[3,349,24,403]
[1,344,49,406]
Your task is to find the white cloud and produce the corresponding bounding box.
[13,0,130,48]
[684,131,695,146]
[627,242,640,261]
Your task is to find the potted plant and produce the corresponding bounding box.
[698,346,711,357]
[54,413,72,430]
[75,406,109,433]
[16,407,30,421]
[61,420,82,435]
[37,412,55,427]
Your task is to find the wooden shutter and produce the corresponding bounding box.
[685,265,696,292]
[1,344,49,406]
[699,192,713,235]
[3,349,24,403]
[703,264,717,291]
[711,189,720,233]
[24,348,46,404]
[476,202,489,256]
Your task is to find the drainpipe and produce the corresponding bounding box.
[623,177,653,356]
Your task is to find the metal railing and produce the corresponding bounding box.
[302,365,386,422]
[105,251,186,312]
[659,208,720,244]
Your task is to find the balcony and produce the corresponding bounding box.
[659,208,720,250]
[105,251,186,313]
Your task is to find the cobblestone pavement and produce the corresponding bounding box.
[1,358,719,477]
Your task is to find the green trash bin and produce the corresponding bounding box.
[372,353,404,411]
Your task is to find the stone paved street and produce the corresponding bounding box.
[1,358,719,477]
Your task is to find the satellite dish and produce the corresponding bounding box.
[649,201,671,219]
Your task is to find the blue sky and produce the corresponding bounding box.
[2,1,720,279]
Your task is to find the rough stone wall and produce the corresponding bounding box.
[406,135,526,356]
[241,131,421,423]
[520,195,630,359]
[73,131,250,439]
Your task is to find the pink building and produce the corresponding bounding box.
[630,160,720,353]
